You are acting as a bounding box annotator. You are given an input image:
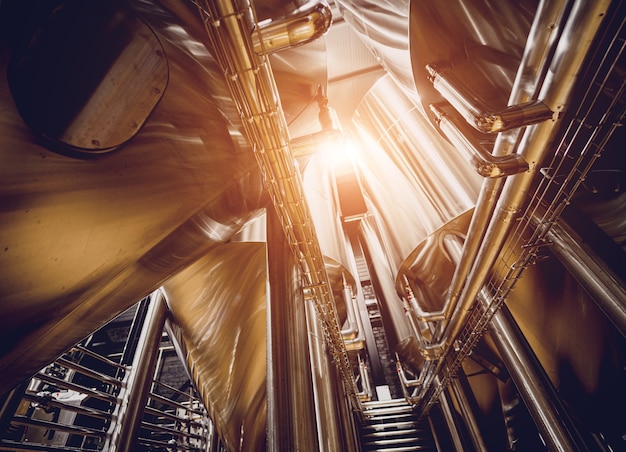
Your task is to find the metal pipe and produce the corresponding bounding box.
[55,357,123,388]
[33,372,116,403]
[430,104,529,178]
[72,345,128,370]
[439,0,612,358]
[106,290,168,452]
[437,381,467,452]
[252,1,332,54]
[435,0,571,332]
[22,392,112,421]
[266,207,319,451]
[340,275,359,340]
[10,415,107,438]
[427,63,554,133]
[195,0,361,410]
[418,0,610,365]
[546,220,626,336]
[356,355,372,401]
[305,298,347,452]
[450,373,488,452]
[489,304,588,451]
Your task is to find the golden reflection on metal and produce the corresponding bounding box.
[0,1,265,394]
[252,1,332,54]
[404,0,614,412]
[164,243,267,451]
[194,0,361,411]
[351,74,480,283]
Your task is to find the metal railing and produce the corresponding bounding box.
[0,295,217,451]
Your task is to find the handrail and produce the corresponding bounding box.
[194,0,362,411]
[22,392,112,421]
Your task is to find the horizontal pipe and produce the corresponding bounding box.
[426,64,554,134]
[431,104,529,178]
[147,391,206,416]
[71,345,128,370]
[0,440,87,451]
[56,357,123,388]
[33,372,117,403]
[252,1,332,54]
[22,392,112,421]
[143,406,205,428]
[140,420,205,440]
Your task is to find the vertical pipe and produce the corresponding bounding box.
[488,303,589,451]
[306,298,345,451]
[266,208,319,451]
[106,290,167,452]
[438,380,469,452]
[546,220,626,336]
[450,372,488,451]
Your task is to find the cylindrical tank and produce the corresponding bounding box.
[352,74,481,296]
[0,0,266,394]
[163,243,268,452]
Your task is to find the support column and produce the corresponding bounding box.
[266,208,319,451]
[106,290,168,452]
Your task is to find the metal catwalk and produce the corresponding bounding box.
[0,0,624,450]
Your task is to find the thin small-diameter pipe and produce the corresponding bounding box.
[106,290,168,452]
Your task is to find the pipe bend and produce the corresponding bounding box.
[431,103,530,178]
[426,64,554,134]
[252,1,332,54]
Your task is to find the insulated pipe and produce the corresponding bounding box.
[106,290,168,452]
[489,304,588,451]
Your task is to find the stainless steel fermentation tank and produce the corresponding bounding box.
[0,0,624,450]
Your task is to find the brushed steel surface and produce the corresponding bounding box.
[0,0,266,394]
[163,242,267,452]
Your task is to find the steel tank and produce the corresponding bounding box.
[352,73,481,308]
[163,242,268,452]
[0,0,267,394]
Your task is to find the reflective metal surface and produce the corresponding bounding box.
[0,0,624,450]
[352,74,481,287]
[163,243,267,451]
[0,0,265,395]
